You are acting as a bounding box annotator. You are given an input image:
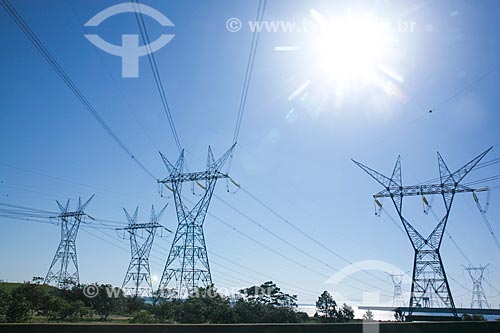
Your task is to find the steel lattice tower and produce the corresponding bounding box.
[465,265,490,309]
[389,274,405,307]
[118,205,170,298]
[45,195,94,289]
[156,144,235,298]
[353,147,491,318]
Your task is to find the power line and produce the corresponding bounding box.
[0,163,150,200]
[1,163,387,298]
[83,218,323,300]
[214,194,392,294]
[238,186,395,289]
[416,157,500,186]
[3,202,324,299]
[208,250,320,297]
[226,0,267,173]
[150,237,322,299]
[201,201,392,297]
[0,202,58,215]
[232,0,267,144]
[131,0,182,153]
[431,64,500,112]
[0,0,157,180]
[128,0,391,299]
[472,192,500,253]
[427,207,472,266]
[2,0,401,301]
[66,0,161,152]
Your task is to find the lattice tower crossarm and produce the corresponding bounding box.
[45,195,94,289]
[464,265,490,309]
[118,204,170,297]
[353,147,492,319]
[156,144,235,299]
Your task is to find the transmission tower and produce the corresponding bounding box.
[465,265,490,309]
[353,147,491,319]
[389,274,405,307]
[156,144,235,298]
[117,205,170,298]
[45,195,94,289]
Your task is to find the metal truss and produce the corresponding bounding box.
[389,274,405,307]
[118,205,170,298]
[45,195,94,289]
[353,147,491,318]
[156,144,235,298]
[465,265,490,309]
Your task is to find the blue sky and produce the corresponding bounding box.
[1,0,500,315]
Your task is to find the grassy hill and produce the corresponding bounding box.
[0,282,57,294]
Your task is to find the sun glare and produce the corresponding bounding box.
[311,11,391,83]
[283,9,406,109]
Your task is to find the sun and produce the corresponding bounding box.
[281,9,406,109]
[310,10,391,84]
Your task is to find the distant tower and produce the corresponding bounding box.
[118,205,170,298]
[465,265,490,309]
[156,144,235,298]
[389,274,405,307]
[45,196,94,289]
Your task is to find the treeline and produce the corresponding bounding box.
[0,282,128,322]
[0,280,356,324]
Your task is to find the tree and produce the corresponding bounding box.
[42,296,86,321]
[462,313,486,321]
[31,277,44,285]
[152,299,182,323]
[124,296,146,316]
[363,309,374,321]
[232,298,265,323]
[338,303,354,322]
[0,289,9,322]
[237,282,300,323]
[315,291,337,323]
[296,311,310,323]
[130,310,155,323]
[240,281,297,308]
[11,283,46,315]
[92,284,124,321]
[177,285,233,323]
[394,309,405,322]
[6,295,30,323]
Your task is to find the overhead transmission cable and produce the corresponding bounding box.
[1,0,401,297]
[237,186,394,289]
[214,194,392,293]
[128,0,392,293]
[199,201,393,297]
[430,64,500,113]
[0,199,324,299]
[128,0,392,295]
[84,219,322,299]
[226,0,267,174]
[66,0,160,151]
[131,0,182,153]
[0,0,156,180]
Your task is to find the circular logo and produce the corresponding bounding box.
[226,18,242,32]
[83,284,99,298]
